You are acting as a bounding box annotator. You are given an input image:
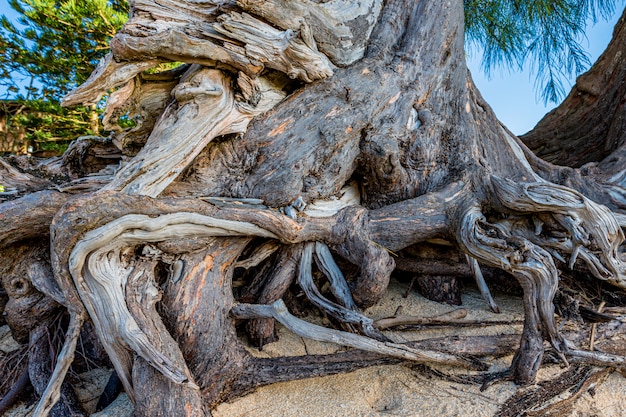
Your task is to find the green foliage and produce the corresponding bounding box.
[0,0,128,153]
[3,99,99,149]
[464,0,618,103]
[1,0,128,99]
[0,0,621,152]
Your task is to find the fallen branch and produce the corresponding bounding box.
[232,300,485,369]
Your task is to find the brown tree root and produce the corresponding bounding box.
[2,2,626,417]
[240,244,300,347]
[495,365,611,417]
[0,345,30,416]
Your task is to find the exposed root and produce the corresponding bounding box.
[234,241,280,270]
[231,300,483,369]
[373,308,468,330]
[491,176,626,288]
[332,206,396,308]
[458,203,566,384]
[566,348,626,369]
[31,312,85,417]
[456,176,626,384]
[298,242,387,340]
[494,365,611,417]
[313,242,359,312]
[102,67,285,197]
[66,212,277,397]
[466,255,500,313]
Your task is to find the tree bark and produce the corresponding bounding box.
[1,1,626,416]
[521,7,626,171]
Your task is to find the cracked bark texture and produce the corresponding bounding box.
[1,1,626,416]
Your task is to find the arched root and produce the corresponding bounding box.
[458,204,565,384]
[298,242,387,341]
[491,176,626,288]
[331,206,395,308]
[313,242,359,312]
[66,212,281,399]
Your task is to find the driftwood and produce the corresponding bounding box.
[1,1,626,416]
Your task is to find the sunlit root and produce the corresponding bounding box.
[491,176,626,288]
[110,6,333,83]
[103,67,286,197]
[237,0,383,66]
[66,212,280,395]
[62,52,160,107]
[231,300,482,369]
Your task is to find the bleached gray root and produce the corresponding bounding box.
[32,312,85,417]
[68,212,279,398]
[102,68,285,197]
[298,242,385,340]
[466,255,500,313]
[231,300,478,368]
[491,176,626,288]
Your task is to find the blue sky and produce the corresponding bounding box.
[0,0,622,135]
[466,12,621,135]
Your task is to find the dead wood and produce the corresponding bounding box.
[495,365,611,417]
[1,0,626,415]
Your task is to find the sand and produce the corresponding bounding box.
[2,279,625,416]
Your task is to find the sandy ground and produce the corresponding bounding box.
[3,280,626,416]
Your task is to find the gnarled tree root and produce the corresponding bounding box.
[457,175,626,384]
[17,178,625,413]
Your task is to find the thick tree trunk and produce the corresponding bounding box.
[1,1,626,416]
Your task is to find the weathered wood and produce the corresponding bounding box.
[3,0,626,415]
[495,366,611,417]
[159,241,251,408]
[298,242,386,339]
[107,3,333,83]
[1,244,61,342]
[458,204,566,384]
[125,258,201,409]
[0,159,52,196]
[62,53,159,107]
[374,309,468,330]
[242,244,299,347]
[232,300,482,369]
[0,193,84,253]
[102,67,285,197]
[30,315,85,417]
[237,0,383,66]
[103,67,187,154]
[0,365,29,416]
